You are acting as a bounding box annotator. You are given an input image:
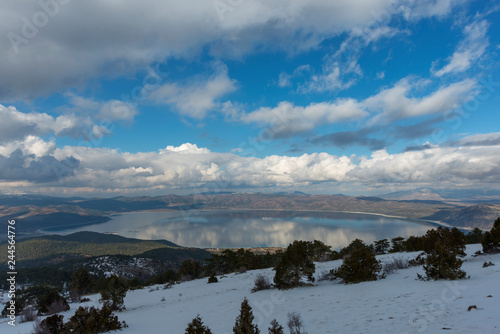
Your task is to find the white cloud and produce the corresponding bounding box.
[0,104,95,143]
[398,0,464,20]
[0,136,56,157]
[0,101,135,143]
[64,93,138,123]
[350,145,500,185]
[98,100,137,122]
[456,132,500,147]
[0,0,467,100]
[278,72,292,88]
[365,78,476,125]
[161,143,211,154]
[300,62,361,93]
[432,20,489,77]
[240,77,476,137]
[241,100,368,138]
[147,65,237,118]
[1,137,499,194]
[297,25,403,93]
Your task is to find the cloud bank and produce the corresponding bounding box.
[0,136,498,195]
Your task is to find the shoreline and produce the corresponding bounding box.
[111,207,449,227]
[35,208,460,243]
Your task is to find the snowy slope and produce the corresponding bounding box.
[3,245,500,334]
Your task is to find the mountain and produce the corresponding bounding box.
[379,187,500,203]
[1,193,499,237]
[379,188,445,201]
[423,204,500,230]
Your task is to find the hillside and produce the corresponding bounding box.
[2,244,499,333]
[423,204,500,230]
[0,231,208,268]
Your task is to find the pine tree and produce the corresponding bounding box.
[64,305,127,333]
[333,240,382,284]
[273,240,315,289]
[466,227,483,244]
[38,314,64,334]
[233,297,260,334]
[180,259,203,280]
[374,239,390,254]
[37,289,70,315]
[389,236,406,253]
[482,217,500,253]
[419,227,467,280]
[268,319,284,334]
[70,267,94,298]
[99,275,129,311]
[185,314,213,334]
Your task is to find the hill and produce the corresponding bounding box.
[0,231,207,268]
[3,244,499,333]
[423,204,500,230]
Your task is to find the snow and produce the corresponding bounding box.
[2,244,500,333]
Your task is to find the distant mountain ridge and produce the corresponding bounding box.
[379,187,500,203]
[423,204,500,230]
[1,193,499,238]
[379,188,445,201]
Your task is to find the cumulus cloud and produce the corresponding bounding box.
[1,137,499,194]
[97,101,137,123]
[0,0,467,100]
[241,99,367,138]
[240,77,476,138]
[0,136,56,157]
[0,149,79,183]
[146,65,236,118]
[161,143,211,154]
[65,93,138,123]
[455,132,500,147]
[0,103,131,143]
[365,78,476,125]
[0,104,93,143]
[432,20,489,77]
[350,145,500,186]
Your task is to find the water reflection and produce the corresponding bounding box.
[47,210,435,249]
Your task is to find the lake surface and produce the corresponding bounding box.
[46,210,436,249]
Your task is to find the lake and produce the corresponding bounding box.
[46,210,437,249]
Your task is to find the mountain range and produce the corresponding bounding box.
[1,193,500,242]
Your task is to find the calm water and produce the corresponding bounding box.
[46,210,436,249]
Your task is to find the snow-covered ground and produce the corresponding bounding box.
[2,244,500,334]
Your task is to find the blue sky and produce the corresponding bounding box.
[1,0,500,197]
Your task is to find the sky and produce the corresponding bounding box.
[0,0,500,197]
